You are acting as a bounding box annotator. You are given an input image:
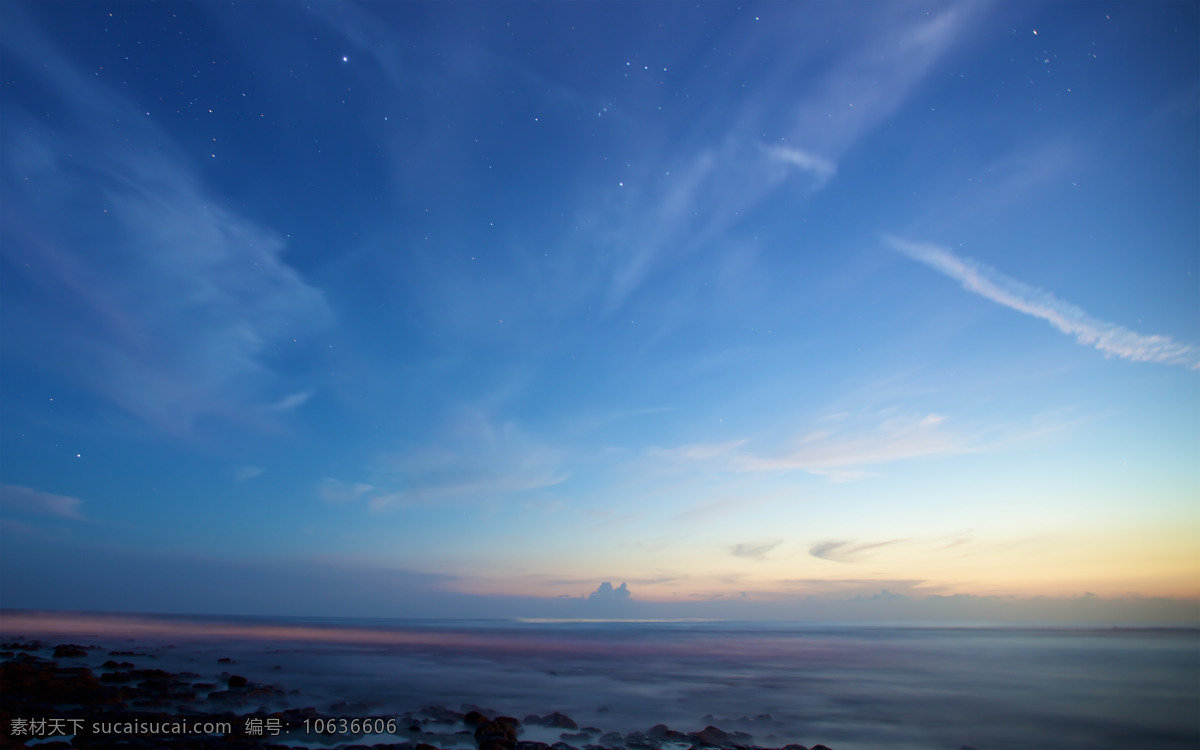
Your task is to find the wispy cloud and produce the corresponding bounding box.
[234,466,264,483]
[0,12,330,433]
[0,485,85,520]
[765,145,836,186]
[730,540,783,561]
[268,391,315,412]
[326,410,568,510]
[317,479,376,505]
[652,411,971,481]
[888,237,1199,369]
[810,539,905,563]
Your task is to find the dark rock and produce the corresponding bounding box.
[102,659,135,669]
[421,705,465,723]
[218,657,233,663]
[475,716,520,750]
[228,674,248,688]
[516,742,553,750]
[781,745,810,750]
[689,725,752,748]
[544,710,580,729]
[647,724,691,743]
[809,746,834,750]
[52,643,89,658]
[464,710,489,727]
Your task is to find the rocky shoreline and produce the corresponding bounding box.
[0,641,836,750]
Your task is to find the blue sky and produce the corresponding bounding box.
[2,1,1197,621]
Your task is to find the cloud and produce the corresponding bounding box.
[730,540,783,561]
[765,145,836,186]
[234,466,264,483]
[888,237,1200,369]
[810,539,905,563]
[588,581,632,602]
[268,391,315,412]
[367,410,568,508]
[653,411,971,480]
[0,485,85,520]
[0,12,331,433]
[317,478,376,505]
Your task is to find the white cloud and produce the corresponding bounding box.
[234,465,264,482]
[330,411,569,510]
[0,17,330,433]
[766,145,837,186]
[653,411,967,481]
[888,237,1199,369]
[0,485,85,520]
[317,478,376,505]
[269,391,315,412]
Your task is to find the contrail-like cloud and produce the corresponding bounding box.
[887,237,1199,369]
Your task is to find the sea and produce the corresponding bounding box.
[2,611,1197,750]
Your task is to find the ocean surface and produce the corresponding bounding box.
[2,611,1197,750]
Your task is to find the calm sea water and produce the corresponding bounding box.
[2,612,1197,750]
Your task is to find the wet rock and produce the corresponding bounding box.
[420,705,465,723]
[464,710,490,727]
[218,657,233,663]
[547,712,578,730]
[688,725,752,748]
[647,724,691,743]
[227,674,248,688]
[516,742,553,750]
[52,643,89,658]
[781,745,810,750]
[560,731,593,741]
[475,716,520,750]
[101,659,135,669]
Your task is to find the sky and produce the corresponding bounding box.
[1,1,1197,623]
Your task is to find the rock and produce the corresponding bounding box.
[102,659,135,669]
[218,657,233,663]
[421,704,465,723]
[688,725,752,748]
[647,724,691,743]
[228,674,248,688]
[475,716,520,750]
[781,745,810,750]
[464,710,489,727]
[559,731,593,741]
[546,712,578,730]
[52,643,89,658]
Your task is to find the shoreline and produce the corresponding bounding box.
[0,639,834,750]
